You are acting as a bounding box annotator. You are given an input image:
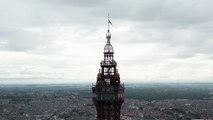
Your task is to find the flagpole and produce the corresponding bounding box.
[108,13,109,31]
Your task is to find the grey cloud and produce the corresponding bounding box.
[0,77,60,81]
[38,0,108,7]
[0,0,213,83]
[2,0,213,27]
[0,27,40,51]
[1,0,212,54]
[110,0,213,26]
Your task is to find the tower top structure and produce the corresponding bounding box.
[92,14,124,120]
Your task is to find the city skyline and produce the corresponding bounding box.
[0,0,213,84]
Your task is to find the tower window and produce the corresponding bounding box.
[105,79,110,85]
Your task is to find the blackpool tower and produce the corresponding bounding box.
[92,17,124,120]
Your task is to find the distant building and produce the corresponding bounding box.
[92,18,124,120]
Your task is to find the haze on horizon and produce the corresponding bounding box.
[0,0,213,84]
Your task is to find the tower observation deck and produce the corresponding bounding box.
[92,19,124,120]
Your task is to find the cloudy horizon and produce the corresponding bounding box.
[0,0,213,84]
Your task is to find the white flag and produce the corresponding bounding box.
[108,20,113,26]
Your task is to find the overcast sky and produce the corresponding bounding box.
[0,0,213,84]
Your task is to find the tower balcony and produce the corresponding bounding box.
[100,60,117,67]
[92,83,124,94]
[92,92,124,101]
[97,73,120,79]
